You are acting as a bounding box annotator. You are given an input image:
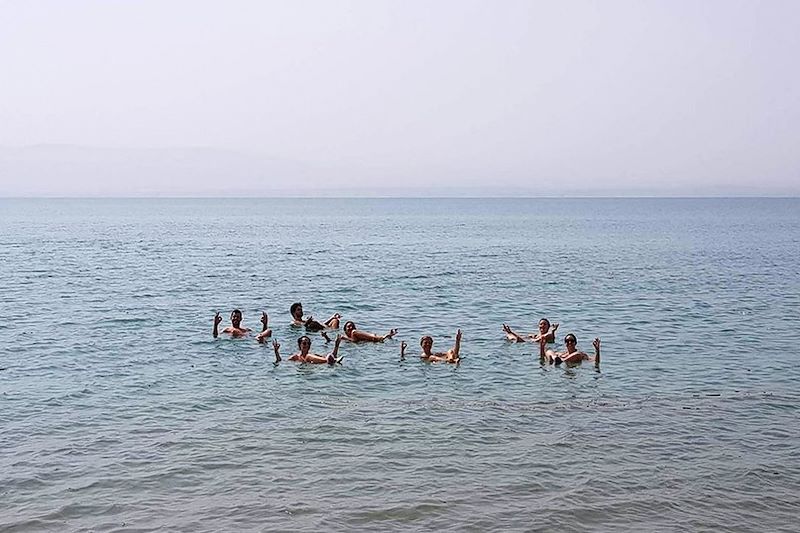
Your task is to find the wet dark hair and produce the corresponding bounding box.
[420,335,433,346]
[539,318,551,329]
[564,333,577,344]
[297,335,312,347]
[290,302,303,317]
[344,321,356,331]
[231,309,242,318]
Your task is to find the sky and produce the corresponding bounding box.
[1,0,798,196]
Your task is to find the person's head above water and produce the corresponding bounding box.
[420,335,434,353]
[343,321,356,336]
[564,333,577,350]
[297,335,312,353]
[290,302,303,320]
[538,318,551,333]
[230,309,243,327]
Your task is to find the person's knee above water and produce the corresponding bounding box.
[290,302,341,331]
[540,333,600,366]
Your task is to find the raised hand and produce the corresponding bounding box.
[272,339,281,362]
[261,312,269,326]
[552,323,560,332]
[214,312,222,326]
[456,329,462,342]
[592,338,601,352]
[502,323,511,333]
[400,341,408,359]
[385,328,398,340]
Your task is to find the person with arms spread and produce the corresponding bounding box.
[503,318,558,344]
[272,334,344,365]
[213,309,272,341]
[539,333,600,367]
[400,329,462,364]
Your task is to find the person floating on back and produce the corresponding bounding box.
[503,318,558,344]
[213,309,272,341]
[272,335,344,365]
[342,320,398,343]
[401,329,462,364]
[289,302,341,331]
[539,333,600,367]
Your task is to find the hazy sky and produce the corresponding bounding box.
[1,0,798,195]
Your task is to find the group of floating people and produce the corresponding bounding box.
[212,302,601,367]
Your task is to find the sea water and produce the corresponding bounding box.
[1,198,799,532]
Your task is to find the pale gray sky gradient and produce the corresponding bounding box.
[1,0,798,196]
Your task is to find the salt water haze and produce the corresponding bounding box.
[1,1,799,196]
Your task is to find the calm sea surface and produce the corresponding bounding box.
[1,198,799,532]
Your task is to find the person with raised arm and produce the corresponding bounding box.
[289,302,341,331]
[342,321,398,343]
[411,329,462,364]
[272,334,344,365]
[212,309,252,338]
[503,318,558,344]
[542,334,601,366]
[255,312,272,342]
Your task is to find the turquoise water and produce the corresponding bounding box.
[1,198,799,532]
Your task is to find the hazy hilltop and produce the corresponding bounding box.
[0,145,321,197]
[1,144,797,197]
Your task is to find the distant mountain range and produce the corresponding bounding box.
[0,145,796,197]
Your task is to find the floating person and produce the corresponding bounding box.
[272,335,344,365]
[289,302,341,331]
[539,333,600,366]
[213,309,251,338]
[503,318,558,343]
[342,321,398,343]
[400,329,462,364]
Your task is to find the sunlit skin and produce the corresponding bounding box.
[503,318,558,344]
[342,321,398,343]
[290,302,341,330]
[212,309,252,338]
[213,310,272,341]
[400,329,462,364]
[272,335,344,365]
[540,334,600,367]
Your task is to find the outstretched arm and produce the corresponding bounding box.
[272,340,281,363]
[449,329,462,360]
[329,334,343,359]
[545,323,560,343]
[213,312,222,338]
[503,324,525,343]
